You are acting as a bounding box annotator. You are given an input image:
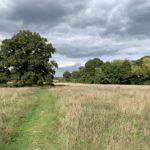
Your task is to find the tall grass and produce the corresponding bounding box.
[53,84,150,150]
[0,88,36,149]
[0,84,150,150]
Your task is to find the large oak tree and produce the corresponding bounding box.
[0,30,57,86]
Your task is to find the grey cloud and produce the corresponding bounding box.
[125,0,150,37]
[0,0,87,33]
[55,44,120,58]
[7,0,87,26]
[68,1,127,35]
[0,0,150,62]
[10,0,67,24]
[68,0,150,38]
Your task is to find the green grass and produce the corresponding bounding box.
[3,88,60,150]
[0,88,35,149]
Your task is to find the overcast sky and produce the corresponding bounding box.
[0,0,150,76]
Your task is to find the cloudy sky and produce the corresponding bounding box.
[0,0,150,76]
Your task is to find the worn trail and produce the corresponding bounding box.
[4,88,60,150]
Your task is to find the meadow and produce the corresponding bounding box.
[0,88,36,149]
[0,84,150,150]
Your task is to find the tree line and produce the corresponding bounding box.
[0,30,57,87]
[63,57,150,85]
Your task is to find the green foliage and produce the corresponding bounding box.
[63,71,71,82]
[84,58,103,83]
[71,71,80,81]
[0,55,10,84]
[102,60,132,84]
[0,30,57,86]
[62,56,150,85]
[131,56,150,84]
[95,68,106,83]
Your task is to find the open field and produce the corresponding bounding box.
[0,84,150,150]
[53,83,150,150]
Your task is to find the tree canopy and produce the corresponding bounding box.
[62,57,150,85]
[63,71,71,82]
[0,30,57,86]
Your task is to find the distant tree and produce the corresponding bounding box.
[63,71,71,82]
[84,58,103,83]
[131,65,145,84]
[141,56,150,84]
[101,62,113,84]
[113,60,132,84]
[71,71,80,82]
[102,60,132,84]
[131,56,150,84]
[62,56,150,85]
[94,68,106,83]
[142,56,150,71]
[85,58,103,75]
[0,30,57,86]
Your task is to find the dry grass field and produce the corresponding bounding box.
[53,83,150,150]
[0,88,36,149]
[0,84,150,150]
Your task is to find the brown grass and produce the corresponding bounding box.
[1,84,150,150]
[0,87,31,97]
[53,83,150,150]
[0,87,36,148]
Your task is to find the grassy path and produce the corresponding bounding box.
[4,88,60,150]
